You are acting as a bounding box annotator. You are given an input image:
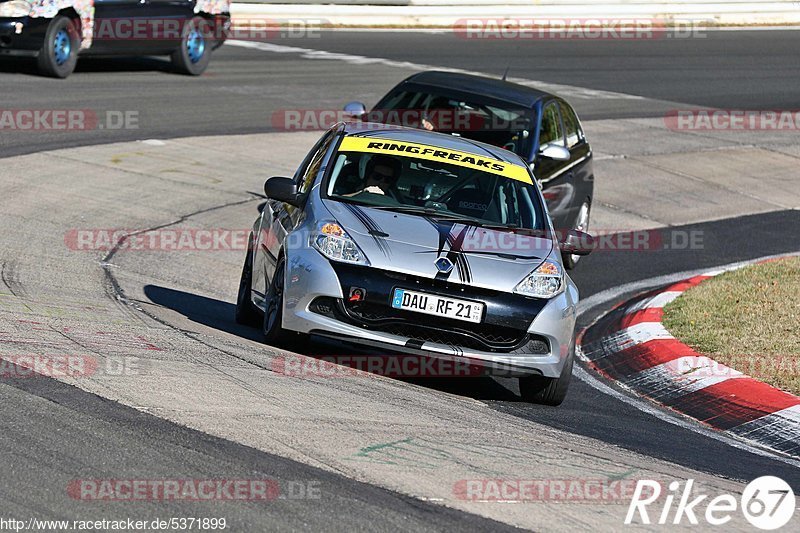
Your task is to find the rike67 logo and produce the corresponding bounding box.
[626,476,795,530]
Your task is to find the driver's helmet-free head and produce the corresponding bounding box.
[366,155,402,184]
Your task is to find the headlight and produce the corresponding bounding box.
[513,258,563,298]
[311,221,369,265]
[0,1,31,17]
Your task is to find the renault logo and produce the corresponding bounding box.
[434,257,453,274]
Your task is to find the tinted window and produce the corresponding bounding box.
[539,103,565,147]
[560,102,583,148]
[297,131,335,195]
[374,89,534,157]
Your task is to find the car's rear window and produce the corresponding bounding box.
[372,89,535,157]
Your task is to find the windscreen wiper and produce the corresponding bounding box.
[369,205,450,217]
[431,219,542,236]
[370,206,541,235]
[375,207,490,225]
[468,223,543,236]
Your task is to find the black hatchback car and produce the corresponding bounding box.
[345,71,594,268]
[0,0,229,77]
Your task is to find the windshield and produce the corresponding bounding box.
[325,137,545,231]
[372,88,534,156]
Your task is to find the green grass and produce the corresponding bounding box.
[662,257,800,395]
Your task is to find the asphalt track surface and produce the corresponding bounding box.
[253,29,800,110]
[1,29,800,529]
[0,368,518,531]
[2,29,800,156]
[501,209,800,486]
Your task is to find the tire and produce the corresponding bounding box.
[171,16,212,76]
[519,345,574,406]
[262,256,287,345]
[37,16,79,78]
[562,200,590,270]
[234,245,260,327]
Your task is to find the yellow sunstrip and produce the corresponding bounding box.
[339,137,532,184]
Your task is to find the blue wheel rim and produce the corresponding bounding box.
[53,28,71,66]
[186,28,205,64]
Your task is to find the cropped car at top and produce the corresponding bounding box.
[344,71,594,269]
[236,122,594,405]
[0,0,229,77]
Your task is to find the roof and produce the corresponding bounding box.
[399,71,554,108]
[340,122,526,166]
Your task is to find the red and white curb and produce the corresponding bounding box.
[577,261,800,459]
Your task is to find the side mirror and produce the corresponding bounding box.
[559,230,594,256]
[264,177,300,206]
[539,143,571,162]
[343,101,367,119]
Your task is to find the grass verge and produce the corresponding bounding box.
[662,257,800,395]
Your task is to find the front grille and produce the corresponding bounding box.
[310,297,548,353]
[380,324,528,352]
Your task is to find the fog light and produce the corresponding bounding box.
[309,297,335,317]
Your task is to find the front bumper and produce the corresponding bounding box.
[282,245,578,378]
[0,17,49,55]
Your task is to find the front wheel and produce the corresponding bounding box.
[235,244,260,327]
[171,16,212,76]
[519,346,573,406]
[37,16,79,78]
[262,257,288,345]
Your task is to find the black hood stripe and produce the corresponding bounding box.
[425,217,472,284]
[424,217,456,282]
[343,203,391,257]
[448,226,472,284]
[425,216,451,258]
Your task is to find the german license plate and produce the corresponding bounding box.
[391,288,483,323]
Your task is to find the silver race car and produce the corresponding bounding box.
[236,122,593,405]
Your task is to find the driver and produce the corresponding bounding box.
[345,155,403,200]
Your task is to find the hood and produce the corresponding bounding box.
[322,200,553,292]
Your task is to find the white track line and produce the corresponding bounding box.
[226,39,645,101]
